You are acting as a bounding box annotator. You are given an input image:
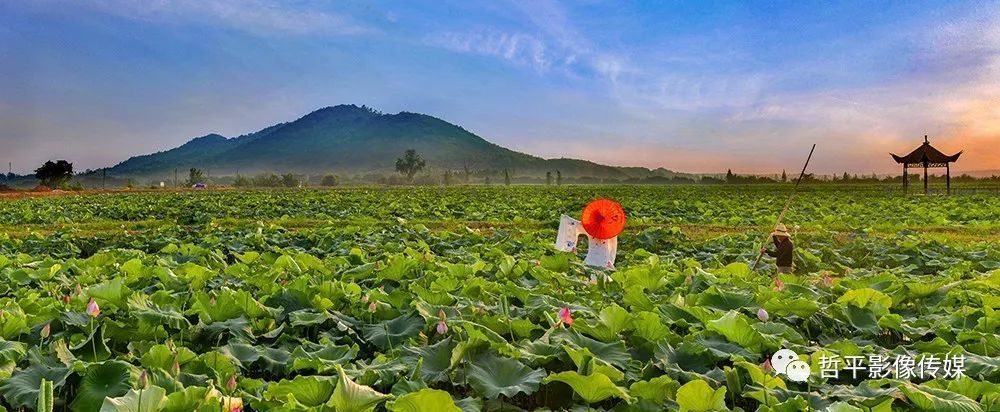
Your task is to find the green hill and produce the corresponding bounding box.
[106,105,686,179]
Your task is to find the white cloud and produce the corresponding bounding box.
[426,29,550,70]
[52,0,371,36]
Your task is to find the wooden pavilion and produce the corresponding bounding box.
[890,135,961,195]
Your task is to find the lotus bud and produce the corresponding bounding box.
[226,375,237,392]
[138,370,148,388]
[821,273,833,288]
[773,277,785,291]
[210,296,217,306]
[763,358,773,373]
[171,358,181,376]
[558,307,573,326]
[62,294,71,305]
[368,302,377,313]
[361,294,369,304]
[437,309,446,320]
[41,323,51,338]
[684,274,693,285]
[436,320,448,335]
[86,298,100,317]
[757,308,769,322]
[75,284,82,295]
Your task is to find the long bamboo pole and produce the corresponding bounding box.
[751,144,816,271]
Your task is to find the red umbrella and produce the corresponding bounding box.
[581,198,626,240]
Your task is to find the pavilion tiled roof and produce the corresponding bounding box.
[890,136,961,165]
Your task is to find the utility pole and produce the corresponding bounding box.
[102,169,106,190]
[174,168,178,188]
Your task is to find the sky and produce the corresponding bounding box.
[1,0,998,174]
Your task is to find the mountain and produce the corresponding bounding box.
[106,105,685,179]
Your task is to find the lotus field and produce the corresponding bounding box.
[0,185,997,412]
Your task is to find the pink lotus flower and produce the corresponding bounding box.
[226,375,238,392]
[822,273,834,288]
[436,310,448,334]
[757,308,769,322]
[40,323,51,338]
[762,358,773,373]
[368,302,377,313]
[86,298,100,317]
[558,307,573,326]
[773,277,785,291]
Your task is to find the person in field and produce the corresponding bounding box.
[760,223,793,273]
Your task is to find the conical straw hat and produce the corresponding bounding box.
[771,223,790,237]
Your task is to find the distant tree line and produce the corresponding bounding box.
[5,155,1000,191]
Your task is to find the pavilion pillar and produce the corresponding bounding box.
[946,163,951,195]
[923,161,929,195]
[903,163,910,193]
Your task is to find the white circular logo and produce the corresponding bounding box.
[785,360,810,382]
[771,349,798,374]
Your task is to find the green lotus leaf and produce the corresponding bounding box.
[128,295,191,330]
[554,330,631,368]
[899,383,983,412]
[706,311,769,351]
[0,350,70,409]
[390,388,461,412]
[542,371,632,404]
[99,385,167,412]
[69,324,112,361]
[186,351,238,384]
[837,288,893,312]
[70,360,132,412]
[161,386,213,412]
[362,315,423,351]
[86,277,130,309]
[289,310,331,326]
[632,311,671,342]
[0,305,29,339]
[290,342,357,373]
[402,338,455,383]
[0,340,27,364]
[264,375,335,407]
[199,317,255,341]
[675,379,727,412]
[562,345,624,382]
[465,355,544,399]
[140,344,197,371]
[330,364,391,412]
[629,375,679,403]
[762,297,821,318]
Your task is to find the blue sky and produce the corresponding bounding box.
[1,0,998,174]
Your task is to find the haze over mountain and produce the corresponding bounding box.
[107,105,687,180]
